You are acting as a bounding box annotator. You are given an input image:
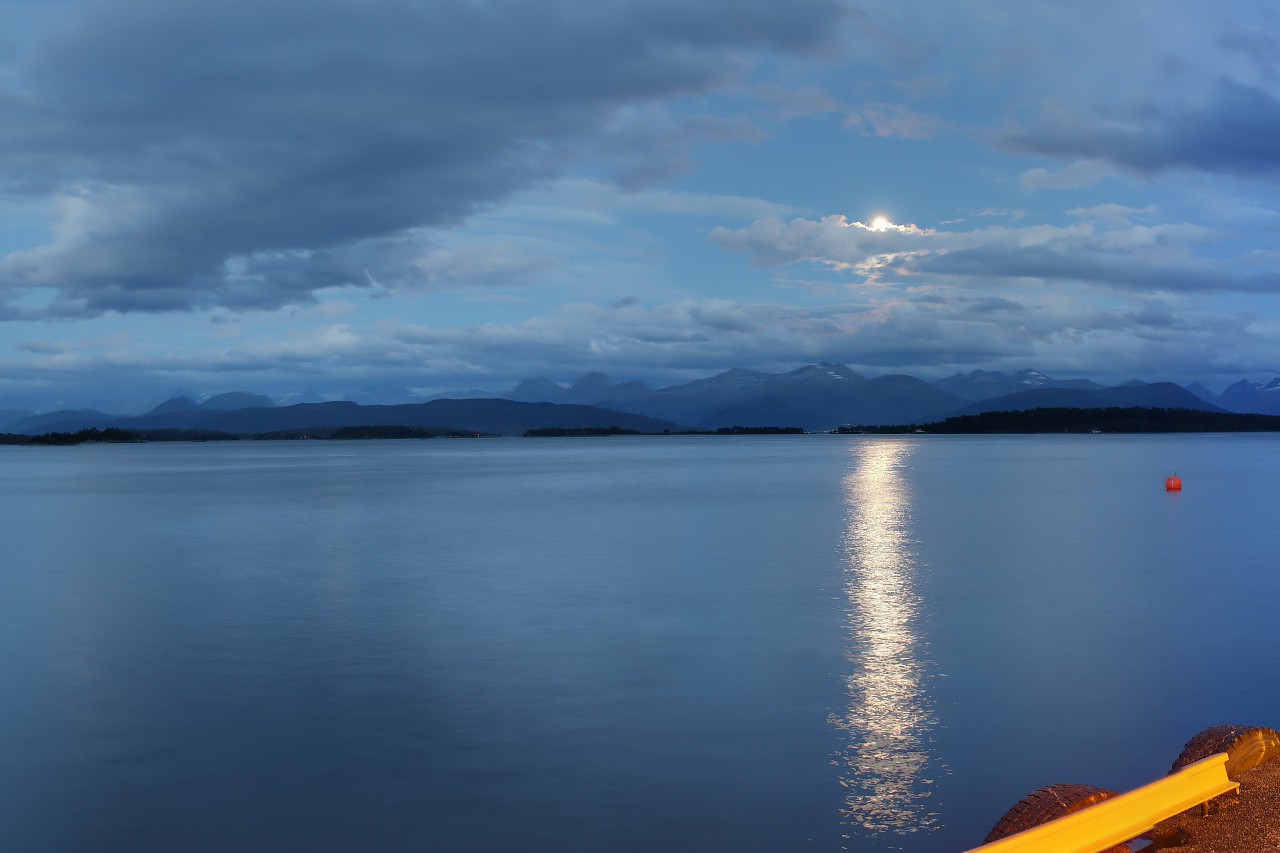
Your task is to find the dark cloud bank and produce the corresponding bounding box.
[1009,79,1280,177]
[0,0,843,316]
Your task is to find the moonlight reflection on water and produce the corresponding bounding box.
[832,440,941,838]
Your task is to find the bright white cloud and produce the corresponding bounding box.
[709,213,1273,295]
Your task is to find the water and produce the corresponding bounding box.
[1,434,1277,852]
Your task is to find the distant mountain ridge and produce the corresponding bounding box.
[953,383,1223,417]
[694,367,965,430]
[13,399,683,437]
[147,392,276,415]
[13,366,1280,434]
[149,396,201,414]
[1216,379,1280,415]
[484,364,1223,430]
[11,408,116,434]
[934,369,1104,401]
[201,392,277,411]
[493,363,965,429]
[0,409,36,431]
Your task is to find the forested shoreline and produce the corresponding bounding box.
[833,406,1280,434]
[9,408,1280,445]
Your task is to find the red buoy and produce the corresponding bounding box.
[1165,473,1182,491]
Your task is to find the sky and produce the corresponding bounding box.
[1,0,1279,410]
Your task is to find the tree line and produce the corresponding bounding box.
[832,407,1280,434]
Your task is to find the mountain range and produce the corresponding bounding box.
[423,364,1223,430]
[3,399,683,437]
[2,364,1262,435]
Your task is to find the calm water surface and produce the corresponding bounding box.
[2,435,1278,851]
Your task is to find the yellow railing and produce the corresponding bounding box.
[965,753,1239,853]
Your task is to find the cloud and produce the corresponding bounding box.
[1011,80,1280,177]
[745,84,842,120]
[965,296,1025,314]
[505,177,799,223]
[843,102,943,139]
[6,0,1280,406]
[17,339,67,354]
[709,213,1280,296]
[0,0,844,317]
[597,107,767,189]
[10,287,1276,401]
[973,208,1025,221]
[688,298,761,332]
[836,4,1280,180]
[1066,204,1156,228]
[939,209,1026,226]
[409,242,562,292]
[1019,161,1118,190]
